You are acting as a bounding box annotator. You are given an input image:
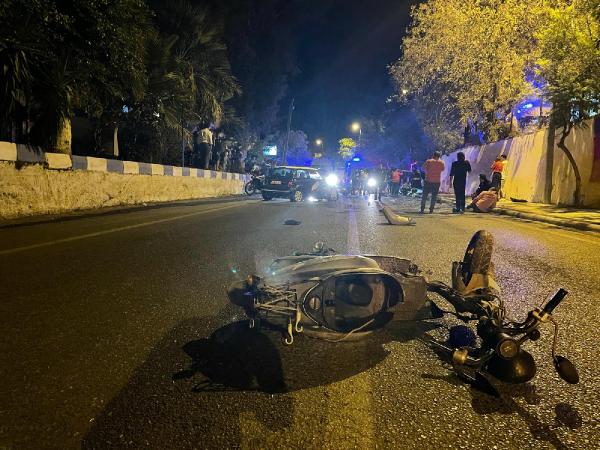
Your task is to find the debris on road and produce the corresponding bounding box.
[381,205,415,226]
[284,219,302,225]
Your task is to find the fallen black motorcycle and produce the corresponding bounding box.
[228,231,579,395]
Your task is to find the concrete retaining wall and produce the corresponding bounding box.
[439,119,600,207]
[0,142,248,220]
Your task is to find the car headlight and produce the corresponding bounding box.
[367,177,377,187]
[325,174,339,187]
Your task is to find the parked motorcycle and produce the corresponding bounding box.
[244,173,265,196]
[228,231,579,395]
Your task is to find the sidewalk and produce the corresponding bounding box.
[438,193,600,232]
[494,200,600,233]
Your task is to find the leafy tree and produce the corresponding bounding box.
[0,0,151,153]
[199,0,303,152]
[280,129,310,165]
[118,0,241,164]
[338,137,357,160]
[391,0,541,149]
[536,0,600,205]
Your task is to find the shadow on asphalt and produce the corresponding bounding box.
[420,359,582,450]
[82,315,439,448]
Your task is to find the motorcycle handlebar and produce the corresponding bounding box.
[543,288,568,314]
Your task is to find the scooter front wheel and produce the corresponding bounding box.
[461,230,494,287]
[244,181,257,196]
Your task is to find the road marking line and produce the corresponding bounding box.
[319,202,376,448]
[0,202,248,256]
[347,205,360,253]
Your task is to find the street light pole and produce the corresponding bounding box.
[315,138,323,155]
[282,97,295,165]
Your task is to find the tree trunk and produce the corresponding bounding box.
[544,123,555,204]
[55,117,72,154]
[557,125,582,206]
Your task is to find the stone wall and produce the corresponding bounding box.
[0,142,248,220]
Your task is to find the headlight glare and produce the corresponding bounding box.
[325,174,339,186]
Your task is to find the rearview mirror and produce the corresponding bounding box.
[554,356,579,384]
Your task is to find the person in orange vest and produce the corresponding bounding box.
[420,151,445,213]
[490,154,507,191]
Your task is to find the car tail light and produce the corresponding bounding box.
[288,181,294,188]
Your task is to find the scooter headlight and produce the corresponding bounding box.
[497,336,519,359]
[367,177,377,187]
[325,174,339,186]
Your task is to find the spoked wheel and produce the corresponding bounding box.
[244,181,257,196]
[461,230,494,287]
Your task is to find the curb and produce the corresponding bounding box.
[439,194,599,233]
[494,208,600,233]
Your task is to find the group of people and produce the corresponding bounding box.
[419,151,506,214]
[189,123,246,172]
[349,166,425,197]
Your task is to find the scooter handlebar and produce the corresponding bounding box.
[543,288,568,314]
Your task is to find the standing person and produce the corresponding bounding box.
[410,167,423,190]
[199,124,213,170]
[212,134,223,171]
[229,148,239,173]
[191,123,201,167]
[490,154,506,191]
[359,170,368,196]
[373,163,387,200]
[449,152,472,213]
[221,147,230,172]
[420,151,446,214]
[351,170,360,195]
[390,168,401,196]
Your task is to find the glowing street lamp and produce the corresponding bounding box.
[351,122,362,151]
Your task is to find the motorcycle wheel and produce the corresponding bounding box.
[461,230,494,287]
[244,181,256,196]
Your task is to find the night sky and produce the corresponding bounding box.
[291,0,418,151]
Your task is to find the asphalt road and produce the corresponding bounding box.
[1,195,599,449]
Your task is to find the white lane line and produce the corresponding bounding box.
[322,201,376,448]
[347,206,361,253]
[0,202,248,256]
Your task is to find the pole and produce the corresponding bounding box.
[358,127,362,151]
[282,97,294,165]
